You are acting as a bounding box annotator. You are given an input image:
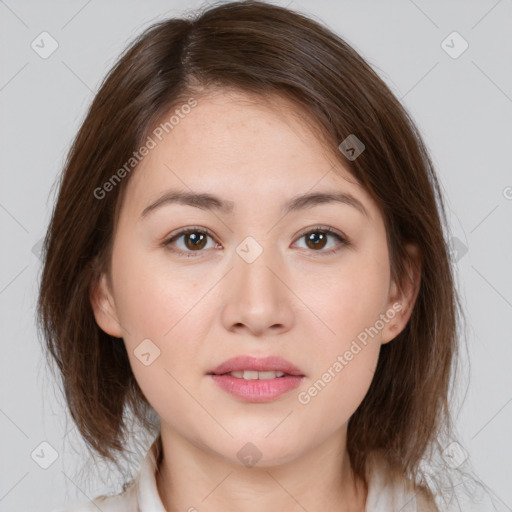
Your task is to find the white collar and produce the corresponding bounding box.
[135,435,167,512]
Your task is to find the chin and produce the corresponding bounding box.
[215,435,304,469]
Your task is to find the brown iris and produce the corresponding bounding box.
[304,231,328,250]
[183,232,208,251]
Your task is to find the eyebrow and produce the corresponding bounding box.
[140,189,369,219]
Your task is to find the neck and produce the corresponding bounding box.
[155,426,367,512]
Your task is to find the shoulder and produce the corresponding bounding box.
[365,450,504,512]
[415,488,438,512]
[51,480,138,512]
[53,434,164,512]
[365,451,438,512]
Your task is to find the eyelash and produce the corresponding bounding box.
[162,225,349,258]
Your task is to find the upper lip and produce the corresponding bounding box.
[208,355,304,376]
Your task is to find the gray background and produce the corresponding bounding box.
[1,0,511,510]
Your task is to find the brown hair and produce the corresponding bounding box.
[37,0,466,505]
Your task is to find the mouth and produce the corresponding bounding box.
[207,354,305,377]
[210,370,293,379]
[207,355,305,403]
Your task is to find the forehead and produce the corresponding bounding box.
[156,89,334,168]
[120,89,377,221]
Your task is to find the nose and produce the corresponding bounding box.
[220,242,294,337]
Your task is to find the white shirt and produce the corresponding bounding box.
[51,437,445,512]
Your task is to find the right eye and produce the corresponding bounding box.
[162,227,220,257]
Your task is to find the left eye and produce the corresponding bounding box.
[163,226,348,257]
[294,227,348,254]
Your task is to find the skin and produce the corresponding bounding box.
[91,88,420,512]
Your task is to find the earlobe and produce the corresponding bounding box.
[380,301,408,345]
[89,272,124,338]
[381,243,422,345]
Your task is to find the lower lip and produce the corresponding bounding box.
[209,374,304,402]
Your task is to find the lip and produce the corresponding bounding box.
[209,374,303,403]
[208,355,304,376]
[207,355,305,403]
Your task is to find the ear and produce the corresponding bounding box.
[89,272,124,338]
[381,243,422,344]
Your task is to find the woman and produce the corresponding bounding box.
[38,2,490,510]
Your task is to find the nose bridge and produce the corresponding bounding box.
[234,234,282,303]
[220,234,293,335]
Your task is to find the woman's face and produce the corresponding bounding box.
[91,89,414,467]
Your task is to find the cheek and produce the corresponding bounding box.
[110,244,211,384]
[294,249,389,416]
[298,248,391,342]
[111,242,206,342]
[297,311,382,434]
[111,250,206,419]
